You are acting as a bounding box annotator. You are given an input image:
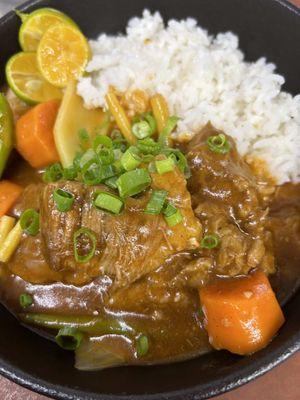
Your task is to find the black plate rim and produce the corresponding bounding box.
[0,0,299,399]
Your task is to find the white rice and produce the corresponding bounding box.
[77,10,300,184]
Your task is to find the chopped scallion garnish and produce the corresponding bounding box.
[206,134,230,154]
[73,228,97,263]
[158,116,179,146]
[116,168,151,198]
[97,148,115,165]
[53,189,75,212]
[19,293,33,308]
[136,334,149,357]
[55,327,84,350]
[78,128,90,148]
[93,135,113,152]
[163,202,183,227]
[43,163,63,183]
[105,176,119,189]
[121,146,141,171]
[162,148,190,178]
[201,234,220,249]
[132,120,152,139]
[20,209,40,236]
[94,191,124,214]
[63,166,77,181]
[137,137,162,155]
[145,190,168,215]
[155,157,174,174]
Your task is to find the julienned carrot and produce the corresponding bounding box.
[199,270,285,355]
[0,180,23,218]
[16,100,61,168]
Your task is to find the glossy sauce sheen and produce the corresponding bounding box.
[1,124,300,364]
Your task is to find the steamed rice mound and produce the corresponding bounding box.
[77,10,300,184]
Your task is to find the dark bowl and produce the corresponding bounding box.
[0,0,300,399]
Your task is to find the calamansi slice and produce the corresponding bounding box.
[18,8,78,52]
[37,24,90,88]
[0,94,14,178]
[6,52,63,105]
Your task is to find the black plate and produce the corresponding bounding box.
[0,1,299,399]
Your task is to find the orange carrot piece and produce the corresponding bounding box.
[16,100,61,168]
[199,270,285,355]
[0,181,23,217]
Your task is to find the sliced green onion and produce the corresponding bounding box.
[79,149,98,171]
[137,138,161,155]
[163,202,183,227]
[206,134,230,154]
[105,176,119,189]
[55,327,84,351]
[97,148,114,165]
[111,129,127,152]
[82,164,102,186]
[158,116,179,146]
[72,152,83,172]
[78,128,90,148]
[155,157,175,175]
[94,191,124,214]
[63,166,77,181]
[143,112,157,135]
[82,169,101,186]
[162,148,190,178]
[121,146,141,171]
[20,209,40,236]
[136,334,149,357]
[42,163,63,183]
[53,189,75,212]
[113,148,123,160]
[116,169,151,198]
[132,121,152,139]
[145,190,168,215]
[93,134,113,151]
[73,228,97,263]
[99,164,116,181]
[201,234,220,249]
[19,293,33,308]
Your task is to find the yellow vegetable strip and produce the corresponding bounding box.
[0,216,16,249]
[0,221,22,263]
[150,94,169,134]
[105,92,136,145]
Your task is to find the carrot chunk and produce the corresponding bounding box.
[199,270,285,355]
[0,180,23,217]
[16,100,60,168]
